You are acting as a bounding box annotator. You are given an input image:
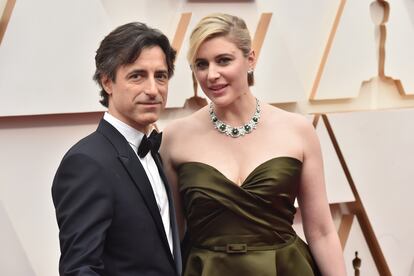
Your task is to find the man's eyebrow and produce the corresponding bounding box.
[155,69,169,74]
[126,69,146,75]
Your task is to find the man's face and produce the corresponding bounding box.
[103,46,169,133]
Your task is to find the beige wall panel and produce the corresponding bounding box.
[0,114,100,276]
[251,14,305,103]
[256,0,340,100]
[314,0,377,100]
[343,217,379,275]
[1,0,413,115]
[0,201,36,275]
[167,12,199,108]
[0,0,344,113]
[328,109,414,275]
[304,77,414,114]
[314,116,355,203]
[0,0,109,116]
[385,1,414,95]
[294,210,380,274]
[0,0,7,14]
[100,0,179,29]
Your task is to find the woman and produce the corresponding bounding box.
[161,13,346,275]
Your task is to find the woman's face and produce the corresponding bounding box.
[193,36,254,106]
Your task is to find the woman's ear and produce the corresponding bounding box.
[248,49,256,69]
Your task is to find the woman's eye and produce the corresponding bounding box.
[195,61,208,70]
[217,57,231,65]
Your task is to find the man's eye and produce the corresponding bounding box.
[156,73,168,82]
[129,74,142,80]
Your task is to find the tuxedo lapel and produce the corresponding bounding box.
[97,120,176,268]
[152,152,182,275]
[118,155,166,235]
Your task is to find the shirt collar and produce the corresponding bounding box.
[103,112,145,149]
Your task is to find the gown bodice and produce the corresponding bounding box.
[178,156,320,276]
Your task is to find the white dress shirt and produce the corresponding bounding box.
[104,112,173,254]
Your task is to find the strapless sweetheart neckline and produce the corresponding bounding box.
[178,155,320,275]
[178,156,302,187]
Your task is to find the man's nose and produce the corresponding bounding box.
[144,77,158,96]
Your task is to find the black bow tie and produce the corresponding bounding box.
[137,130,162,158]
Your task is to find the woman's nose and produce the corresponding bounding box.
[207,65,220,81]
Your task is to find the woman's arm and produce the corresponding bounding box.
[160,124,186,240]
[297,119,347,276]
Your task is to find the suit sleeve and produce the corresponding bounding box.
[52,153,114,276]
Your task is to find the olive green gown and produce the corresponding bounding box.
[178,156,321,276]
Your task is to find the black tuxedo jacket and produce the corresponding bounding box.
[52,119,181,276]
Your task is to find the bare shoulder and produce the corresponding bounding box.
[164,107,206,136]
[161,107,209,158]
[264,103,314,132]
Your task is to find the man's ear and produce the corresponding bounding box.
[101,75,113,95]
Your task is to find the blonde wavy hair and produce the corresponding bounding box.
[187,13,254,86]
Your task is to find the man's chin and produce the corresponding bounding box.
[140,114,160,126]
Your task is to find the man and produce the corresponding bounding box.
[52,22,181,276]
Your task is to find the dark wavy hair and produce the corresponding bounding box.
[93,22,176,107]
